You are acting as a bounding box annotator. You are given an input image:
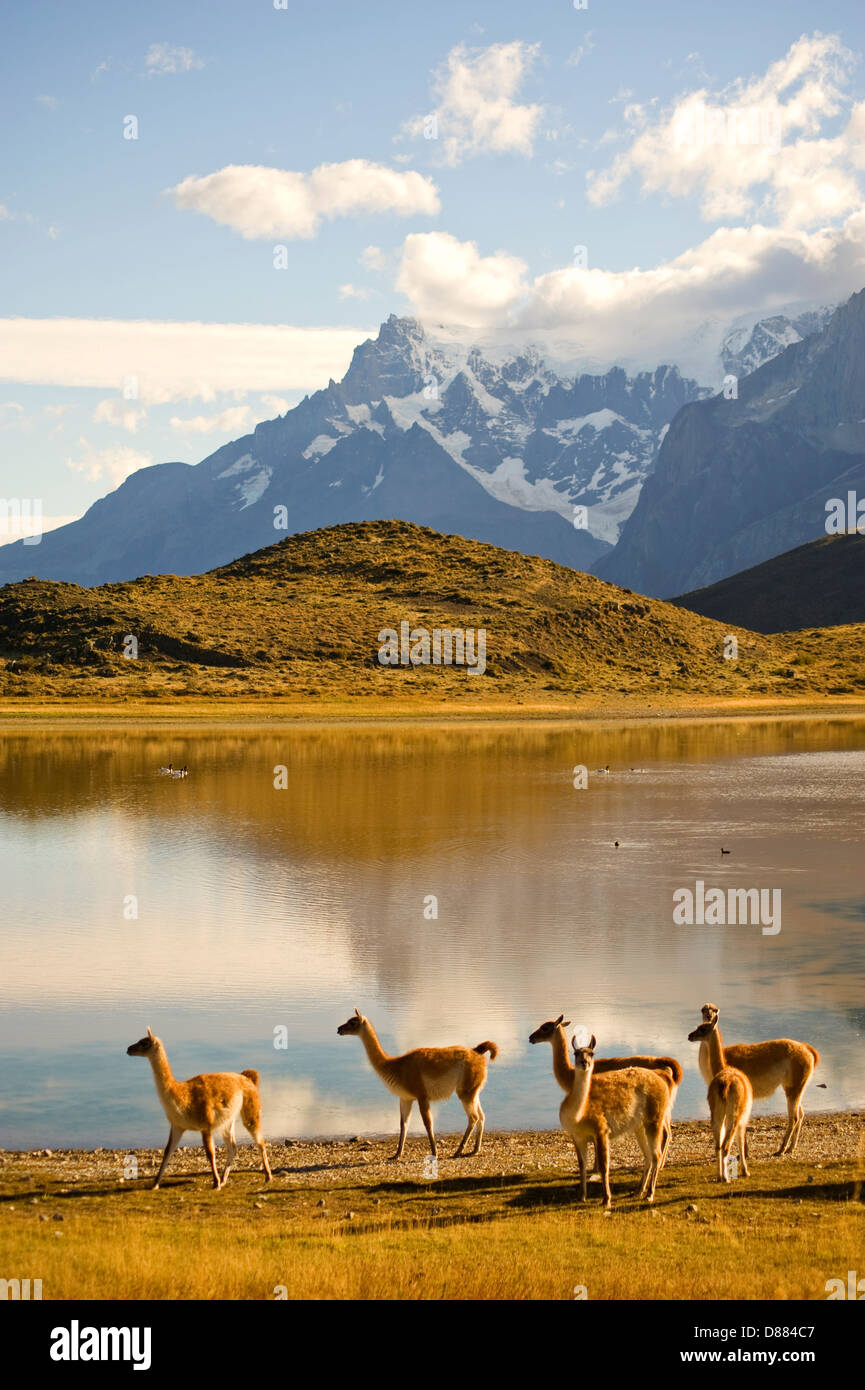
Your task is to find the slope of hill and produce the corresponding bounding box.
[598,287,865,597]
[1,521,862,706]
[672,534,865,633]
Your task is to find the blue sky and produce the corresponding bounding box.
[1,0,863,536]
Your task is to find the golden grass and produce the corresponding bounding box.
[2,1154,862,1301]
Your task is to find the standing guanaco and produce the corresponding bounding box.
[688,1012,752,1182]
[337,1009,497,1159]
[126,1028,272,1189]
[530,1021,673,1208]
[696,1003,819,1155]
[528,1014,682,1167]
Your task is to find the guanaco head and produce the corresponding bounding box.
[688,1017,718,1044]
[701,1002,719,1025]
[126,1025,158,1057]
[571,1033,597,1071]
[529,1014,571,1044]
[337,1007,365,1037]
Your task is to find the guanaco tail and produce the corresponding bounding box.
[337,1008,497,1159]
[528,1014,682,1168]
[530,1020,673,1208]
[126,1027,272,1189]
[688,1011,752,1182]
[697,1002,819,1155]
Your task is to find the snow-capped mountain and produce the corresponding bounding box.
[598,289,865,598]
[0,316,707,586]
[0,304,839,589]
[720,306,834,379]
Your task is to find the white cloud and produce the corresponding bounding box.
[397,214,865,374]
[168,161,440,240]
[566,32,595,68]
[404,41,544,165]
[588,33,861,230]
[66,442,153,489]
[90,59,110,81]
[36,94,59,110]
[259,394,289,416]
[338,282,373,300]
[0,204,33,225]
[169,405,251,435]
[360,244,388,272]
[0,401,32,432]
[0,318,372,402]
[394,35,865,372]
[145,43,205,76]
[396,231,528,324]
[92,398,147,433]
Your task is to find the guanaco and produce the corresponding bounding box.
[126,1028,272,1189]
[688,1012,752,1182]
[337,1009,497,1159]
[528,1014,682,1167]
[530,1021,672,1207]
[696,1003,819,1155]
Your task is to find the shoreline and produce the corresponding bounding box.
[3,1111,863,1177]
[3,695,865,726]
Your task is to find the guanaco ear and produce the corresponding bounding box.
[147,1026,154,1041]
[354,1007,361,1018]
[563,1019,572,1028]
[588,1033,597,1051]
[554,1014,564,1025]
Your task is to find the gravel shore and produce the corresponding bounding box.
[2,1111,862,1190]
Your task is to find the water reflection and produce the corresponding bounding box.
[1,718,864,1147]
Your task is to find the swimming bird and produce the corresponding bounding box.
[614,840,620,848]
[168,765,188,779]
[158,764,173,775]
[595,765,611,775]
[720,847,731,855]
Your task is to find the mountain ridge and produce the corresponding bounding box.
[597,288,865,597]
[672,533,865,633]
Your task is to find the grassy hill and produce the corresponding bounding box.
[1,520,863,706]
[672,534,865,633]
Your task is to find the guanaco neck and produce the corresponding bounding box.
[147,1043,177,1101]
[563,1058,594,1121]
[550,1026,576,1092]
[359,1020,392,1075]
[703,1023,727,1077]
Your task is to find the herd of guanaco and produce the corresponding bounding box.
[127,1005,820,1206]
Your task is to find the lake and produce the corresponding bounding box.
[1,717,864,1151]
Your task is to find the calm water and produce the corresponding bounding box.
[1,718,864,1150]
